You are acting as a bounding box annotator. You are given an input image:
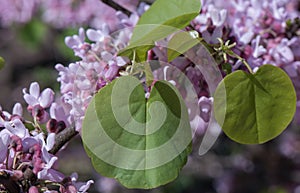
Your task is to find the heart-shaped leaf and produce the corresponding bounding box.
[214,65,296,144]
[118,0,201,61]
[82,76,192,189]
[167,31,200,62]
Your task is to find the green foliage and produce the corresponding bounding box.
[119,0,201,61]
[214,65,296,144]
[0,57,5,70]
[167,31,200,62]
[17,19,47,49]
[82,76,192,189]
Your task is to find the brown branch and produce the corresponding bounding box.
[49,127,78,155]
[139,0,155,4]
[0,177,21,193]
[101,0,132,16]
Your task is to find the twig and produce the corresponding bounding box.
[49,127,78,155]
[0,176,20,193]
[139,0,155,4]
[101,0,132,16]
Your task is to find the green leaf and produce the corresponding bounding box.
[17,19,47,49]
[118,0,201,61]
[214,65,296,144]
[82,76,192,189]
[0,57,5,70]
[167,31,200,62]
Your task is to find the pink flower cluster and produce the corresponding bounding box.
[55,13,138,131]
[0,0,139,29]
[192,0,300,124]
[0,82,93,192]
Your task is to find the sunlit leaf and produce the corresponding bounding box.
[82,76,192,188]
[214,65,296,144]
[119,0,201,61]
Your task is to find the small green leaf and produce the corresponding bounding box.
[221,63,232,75]
[214,65,296,144]
[167,31,200,62]
[0,57,5,70]
[119,0,201,61]
[82,76,192,189]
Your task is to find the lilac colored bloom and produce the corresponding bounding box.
[252,36,267,58]
[4,119,29,139]
[23,82,54,108]
[38,161,65,182]
[23,82,54,123]
[70,173,94,193]
[0,0,39,27]
[56,23,134,131]
[0,131,10,163]
[269,38,295,65]
[208,6,227,27]
[86,26,110,42]
[50,102,71,127]
[198,96,213,123]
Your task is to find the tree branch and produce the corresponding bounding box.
[0,177,20,193]
[101,0,132,16]
[139,0,155,4]
[49,127,78,155]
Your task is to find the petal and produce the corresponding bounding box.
[78,27,86,42]
[116,57,126,67]
[240,31,254,45]
[4,119,26,137]
[39,88,54,108]
[101,51,113,61]
[12,103,23,116]
[105,65,119,80]
[29,82,40,98]
[24,94,39,106]
[65,36,77,48]
[46,133,56,151]
[47,156,58,168]
[87,29,103,42]
[78,180,94,192]
[37,111,50,124]
[38,168,64,182]
[70,172,78,182]
[0,133,10,162]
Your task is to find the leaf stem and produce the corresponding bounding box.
[230,52,254,74]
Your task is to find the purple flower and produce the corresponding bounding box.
[0,131,10,163]
[208,6,227,27]
[50,102,71,127]
[86,26,110,42]
[251,36,267,58]
[23,82,54,109]
[65,28,91,59]
[269,38,295,65]
[198,96,213,123]
[70,173,94,193]
[4,119,29,139]
[23,82,54,123]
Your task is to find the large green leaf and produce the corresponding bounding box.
[118,0,201,61]
[167,31,200,62]
[214,65,296,144]
[82,76,192,189]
